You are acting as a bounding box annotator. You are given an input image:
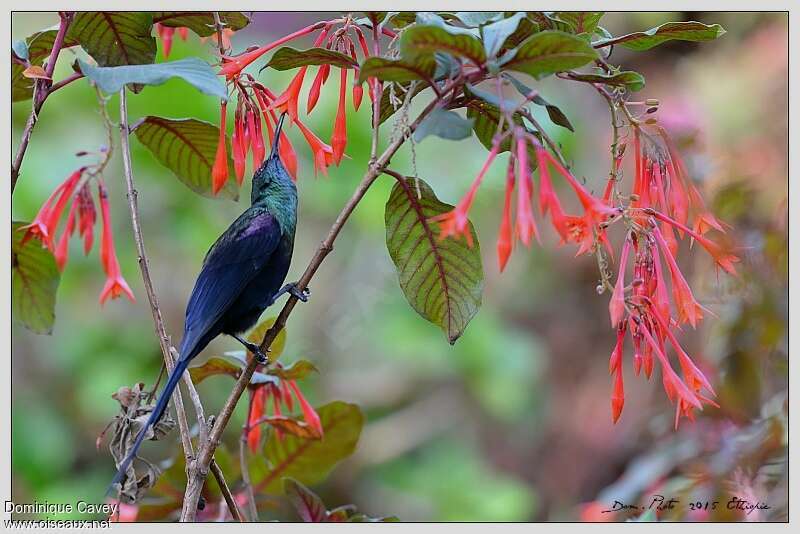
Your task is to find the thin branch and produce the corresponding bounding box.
[49,71,85,93]
[239,435,259,521]
[12,11,75,195]
[179,75,470,521]
[118,88,194,464]
[210,457,245,522]
[518,108,570,169]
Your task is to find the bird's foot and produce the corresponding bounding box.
[232,334,270,364]
[278,282,310,303]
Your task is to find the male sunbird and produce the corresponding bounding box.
[109,112,307,493]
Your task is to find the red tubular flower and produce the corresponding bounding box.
[246,386,267,452]
[652,210,739,276]
[536,147,557,215]
[288,380,323,438]
[497,165,515,272]
[76,183,96,255]
[609,238,632,328]
[212,101,229,195]
[249,109,265,170]
[609,322,626,374]
[232,106,246,183]
[650,240,672,325]
[218,22,323,78]
[156,24,175,59]
[306,64,330,114]
[653,226,704,328]
[611,362,624,424]
[543,148,618,224]
[20,168,83,250]
[331,68,348,165]
[272,28,329,120]
[54,202,77,272]
[295,118,334,176]
[98,183,135,304]
[177,27,189,41]
[255,89,299,180]
[431,141,500,245]
[515,138,540,247]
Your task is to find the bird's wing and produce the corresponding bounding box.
[182,210,282,352]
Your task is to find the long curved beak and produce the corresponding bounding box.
[270,112,287,158]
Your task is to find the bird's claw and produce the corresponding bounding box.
[233,334,270,364]
[280,282,310,303]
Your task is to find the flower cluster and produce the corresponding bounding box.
[19,168,135,305]
[244,364,323,452]
[434,115,738,427]
[154,23,189,59]
[209,16,394,191]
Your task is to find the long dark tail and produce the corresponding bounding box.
[106,357,190,496]
[270,111,287,157]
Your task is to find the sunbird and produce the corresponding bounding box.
[109,112,307,493]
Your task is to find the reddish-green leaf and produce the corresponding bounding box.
[188,357,242,384]
[68,12,156,67]
[568,70,645,92]
[12,27,80,102]
[357,56,436,85]
[400,24,487,65]
[384,178,484,344]
[265,47,358,71]
[595,21,726,51]
[152,11,250,37]
[270,360,318,381]
[12,222,60,334]
[501,30,598,79]
[253,401,363,494]
[552,12,605,35]
[284,478,328,522]
[132,116,238,200]
[261,416,323,440]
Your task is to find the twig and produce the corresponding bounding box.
[118,88,194,464]
[12,11,75,194]
[179,75,469,521]
[239,435,259,521]
[210,458,245,522]
[518,108,570,170]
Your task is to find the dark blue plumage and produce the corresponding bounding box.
[109,113,300,495]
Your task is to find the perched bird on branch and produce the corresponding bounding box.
[109,112,308,494]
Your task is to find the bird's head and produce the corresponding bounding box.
[251,112,296,205]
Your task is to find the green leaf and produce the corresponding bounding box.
[385,177,484,344]
[152,11,250,36]
[284,478,328,522]
[453,12,502,27]
[68,12,156,67]
[414,108,474,142]
[357,56,436,85]
[12,27,80,102]
[502,74,575,131]
[464,97,519,153]
[552,12,605,35]
[400,24,486,65]
[12,40,28,60]
[78,58,227,99]
[501,30,598,79]
[595,21,726,51]
[253,401,363,494]
[12,222,60,334]
[188,356,278,386]
[502,16,539,50]
[132,116,238,200]
[270,360,319,381]
[482,12,528,59]
[246,316,287,362]
[263,416,322,440]
[265,47,358,71]
[567,70,646,92]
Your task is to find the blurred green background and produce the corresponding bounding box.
[11,12,787,521]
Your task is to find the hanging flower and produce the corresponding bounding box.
[19,168,84,250]
[496,164,515,272]
[212,101,229,195]
[98,182,135,304]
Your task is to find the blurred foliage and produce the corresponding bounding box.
[11,11,787,522]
